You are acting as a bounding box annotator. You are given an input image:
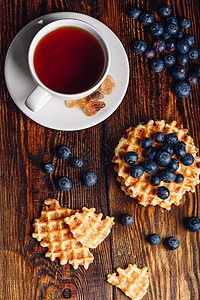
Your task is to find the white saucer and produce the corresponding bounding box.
[4,12,129,131]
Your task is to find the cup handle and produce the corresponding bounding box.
[25,86,52,112]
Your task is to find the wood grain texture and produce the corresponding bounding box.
[0,0,200,299]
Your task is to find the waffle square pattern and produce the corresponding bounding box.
[107,264,149,300]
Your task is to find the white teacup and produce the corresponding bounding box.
[26,19,110,112]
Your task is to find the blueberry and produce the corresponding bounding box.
[150,175,161,186]
[57,177,72,191]
[166,16,178,25]
[150,22,164,37]
[185,217,200,232]
[177,54,189,66]
[139,11,155,26]
[155,132,165,143]
[160,169,176,183]
[194,64,200,77]
[174,142,186,158]
[176,141,186,148]
[188,47,199,60]
[175,30,183,39]
[179,18,191,29]
[156,151,172,167]
[147,233,161,245]
[166,23,178,35]
[172,65,187,81]
[152,39,166,53]
[165,133,178,145]
[165,38,176,52]
[164,54,176,68]
[181,153,194,166]
[43,163,55,174]
[82,172,97,186]
[165,237,180,250]
[58,146,71,159]
[146,147,158,160]
[162,144,174,155]
[144,49,155,59]
[71,158,83,168]
[130,7,141,19]
[162,31,171,40]
[120,214,133,226]
[157,186,170,199]
[168,158,179,171]
[130,165,144,178]
[177,38,190,54]
[183,34,194,47]
[187,74,198,86]
[124,151,138,165]
[133,40,147,54]
[175,174,184,183]
[174,81,191,98]
[143,160,158,174]
[159,5,171,18]
[150,59,164,73]
[141,137,153,149]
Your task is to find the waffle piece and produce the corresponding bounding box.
[113,120,200,210]
[107,264,149,300]
[65,207,114,249]
[32,199,94,269]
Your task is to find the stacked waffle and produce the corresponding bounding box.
[32,199,114,269]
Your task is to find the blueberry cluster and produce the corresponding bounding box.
[43,146,97,189]
[130,5,200,98]
[124,132,195,200]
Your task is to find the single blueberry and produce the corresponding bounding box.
[171,65,187,80]
[57,177,72,191]
[162,144,174,155]
[143,160,158,174]
[144,49,155,59]
[58,146,72,159]
[165,133,178,145]
[162,31,171,40]
[175,174,184,183]
[43,163,55,174]
[120,214,133,226]
[150,175,161,186]
[155,132,165,143]
[133,40,147,54]
[181,153,194,166]
[194,64,200,77]
[159,5,171,18]
[174,81,191,98]
[152,39,166,53]
[130,165,144,178]
[165,38,176,51]
[150,22,164,37]
[157,186,170,199]
[183,34,194,47]
[185,217,200,232]
[187,74,198,86]
[124,151,138,165]
[82,172,97,186]
[71,158,83,168]
[174,143,186,158]
[146,147,158,160]
[166,16,178,25]
[130,7,141,19]
[177,38,190,54]
[139,11,155,26]
[160,169,176,183]
[166,23,178,35]
[62,288,71,299]
[141,137,153,149]
[179,18,191,29]
[188,47,199,60]
[156,151,172,167]
[168,158,179,171]
[147,233,161,245]
[177,54,189,66]
[164,54,176,68]
[150,59,164,72]
[176,141,186,148]
[175,30,183,39]
[165,237,180,250]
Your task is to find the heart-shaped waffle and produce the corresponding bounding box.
[32,199,94,269]
[64,207,115,249]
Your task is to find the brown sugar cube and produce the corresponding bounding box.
[101,75,115,95]
[65,98,89,108]
[84,101,106,116]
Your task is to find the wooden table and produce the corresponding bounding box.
[1,0,200,299]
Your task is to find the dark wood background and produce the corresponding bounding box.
[0,0,200,299]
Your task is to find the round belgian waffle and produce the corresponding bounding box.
[113,120,200,210]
